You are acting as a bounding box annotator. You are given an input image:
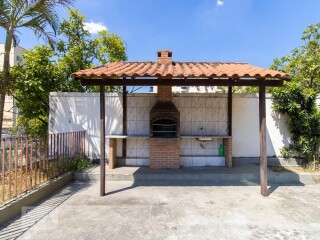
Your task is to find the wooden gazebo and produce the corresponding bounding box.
[72,50,291,197]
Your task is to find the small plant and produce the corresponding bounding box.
[280,146,291,159]
[69,155,92,172]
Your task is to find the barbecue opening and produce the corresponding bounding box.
[152,119,177,138]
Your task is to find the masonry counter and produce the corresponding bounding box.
[107,135,232,169]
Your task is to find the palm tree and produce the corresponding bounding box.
[0,0,73,140]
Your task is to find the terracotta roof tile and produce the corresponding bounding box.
[71,62,291,80]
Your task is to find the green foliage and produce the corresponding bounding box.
[14,116,48,136]
[0,0,73,139]
[56,9,127,92]
[69,155,92,172]
[232,86,258,94]
[95,30,127,63]
[0,0,73,46]
[272,80,320,161]
[10,46,61,135]
[271,23,320,91]
[271,23,320,163]
[8,8,127,135]
[280,146,290,159]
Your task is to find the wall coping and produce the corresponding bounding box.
[49,92,294,99]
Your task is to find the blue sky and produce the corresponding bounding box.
[1,0,320,71]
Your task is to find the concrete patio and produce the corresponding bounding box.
[0,179,319,240]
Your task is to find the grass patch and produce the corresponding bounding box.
[268,165,320,173]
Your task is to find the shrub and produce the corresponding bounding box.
[69,155,92,172]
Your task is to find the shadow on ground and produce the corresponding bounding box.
[104,158,306,196]
[0,182,88,240]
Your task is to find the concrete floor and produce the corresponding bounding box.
[1,181,320,240]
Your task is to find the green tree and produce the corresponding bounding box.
[57,9,127,92]
[271,23,320,166]
[271,23,320,91]
[0,0,73,140]
[9,9,127,135]
[9,46,61,135]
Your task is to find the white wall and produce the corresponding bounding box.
[0,44,25,70]
[49,92,123,159]
[1,44,26,131]
[232,94,290,157]
[3,96,17,129]
[49,92,294,160]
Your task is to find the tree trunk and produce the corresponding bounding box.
[0,30,13,147]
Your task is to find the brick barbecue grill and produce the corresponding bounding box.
[149,50,181,169]
[150,101,180,138]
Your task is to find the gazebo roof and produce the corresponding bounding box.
[72,61,290,80]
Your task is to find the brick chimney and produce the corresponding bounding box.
[150,50,180,169]
[157,50,172,101]
[157,50,172,64]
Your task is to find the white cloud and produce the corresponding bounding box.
[217,0,223,6]
[84,21,107,34]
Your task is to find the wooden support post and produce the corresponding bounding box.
[100,84,106,196]
[109,138,117,169]
[122,86,127,158]
[228,86,232,136]
[225,86,233,168]
[259,86,267,196]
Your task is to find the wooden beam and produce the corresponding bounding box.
[259,86,267,197]
[80,78,284,87]
[122,86,127,158]
[100,84,106,196]
[228,86,232,136]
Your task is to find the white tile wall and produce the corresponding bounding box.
[127,108,136,121]
[180,139,222,155]
[207,157,225,166]
[127,97,138,108]
[126,95,228,166]
[179,96,228,136]
[219,122,228,135]
[180,121,192,135]
[136,158,149,166]
[127,148,137,158]
[127,96,153,136]
[192,148,206,156]
[192,122,206,135]
[126,158,137,166]
[127,139,137,149]
[192,97,206,108]
[136,121,149,135]
[192,157,207,166]
[205,108,219,121]
[181,157,193,166]
[205,122,219,135]
[219,98,227,109]
[179,97,192,107]
[137,148,149,158]
[127,121,137,135]
[180,138,192,148]
[192,108,206,121]
[136,139,149,148]
[180,108,192,121]
[180,148,192,155]
[138,108,150,121]
[172,96,179,107]
[206,98,219,108]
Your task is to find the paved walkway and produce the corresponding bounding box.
[0,181,319,240]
